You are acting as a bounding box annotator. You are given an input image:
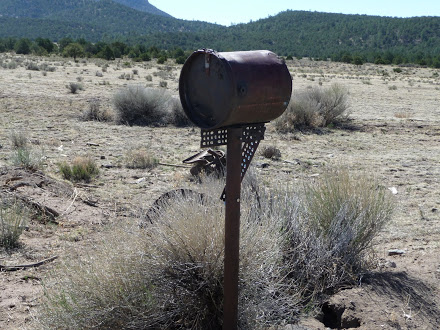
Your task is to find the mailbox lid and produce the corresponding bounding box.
[179,50,235,129]
[179,49,292,130]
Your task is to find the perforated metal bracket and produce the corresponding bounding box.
[217,123,266,201]
[201,128,228,147]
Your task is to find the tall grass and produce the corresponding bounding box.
[0,199,27,249]
[37,170,392,329]
[59,156,99,183]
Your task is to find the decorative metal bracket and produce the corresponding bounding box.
[201,123,266,201]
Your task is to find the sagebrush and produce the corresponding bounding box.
[37,170,392,329]
[276,84,349,131]
[113,85,191,127]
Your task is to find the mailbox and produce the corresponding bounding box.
[178,49,292,330]
[179,49,292,130]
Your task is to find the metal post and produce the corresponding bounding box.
[223,127,242,330]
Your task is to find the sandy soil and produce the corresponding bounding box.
[0,54,439,329]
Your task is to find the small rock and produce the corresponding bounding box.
[388,187,398,195]
[432,208,438,213]
[100,155,106,160]
[388,249,406,256]
[134,177,146,184]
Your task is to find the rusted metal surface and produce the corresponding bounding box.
[182,149,226,176]
[223,127,243,330]
[179,49,292,130]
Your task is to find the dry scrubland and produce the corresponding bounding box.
[0,53,439,329]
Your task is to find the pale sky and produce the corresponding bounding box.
[150,0,440,26]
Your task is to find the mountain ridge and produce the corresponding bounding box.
[0,2,439,64]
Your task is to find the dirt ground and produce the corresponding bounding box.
[0,54,439,329]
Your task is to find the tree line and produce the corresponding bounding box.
[1,35,439,69]
[0,37,189,64]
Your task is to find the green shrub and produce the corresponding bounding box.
[59,157,99,183]
[113,85,172,126]
[275,84,349,132]
[0,200,27,249]
[157,56,167,64]
[175,55,186,64]
[393,67,403,73]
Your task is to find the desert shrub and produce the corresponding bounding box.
[159,80,167,88]
[11,147,43,170]
[113,85,172,126]
[25,61,40,71]
[388,85,398,90]
[59,157,99,183]
[286,169,393,299]
[168,96,192,127]
[125,147,158,169]
[81,99,113,122]
[275,84,349,132]
[10,130,28,149]
[0,199,27,249]
[145,74,152,81]
[260,145,282,160]
[37,170,391,329]
[37,178,299,329]
[6,61,18,69]
[67,82,84,94]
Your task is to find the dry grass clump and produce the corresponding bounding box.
[0,199,28,249]
[125,147,158,169]
[275,84,350,132]
[58,156,99,183]
[81,99,113,122]
[37,170,392,329]
[113,85,191,127]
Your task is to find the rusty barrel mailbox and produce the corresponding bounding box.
[179,49,292,129]
[179,49,292,330]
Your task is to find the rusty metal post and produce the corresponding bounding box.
[223,127,242,330]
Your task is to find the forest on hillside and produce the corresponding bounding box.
[1,6,440,67]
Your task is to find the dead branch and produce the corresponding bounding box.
[0,256,58,272]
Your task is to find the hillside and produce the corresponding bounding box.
[0,0,170,18]
[0,0,216,40]
[0,2,439,64]
[112,0,171,17]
